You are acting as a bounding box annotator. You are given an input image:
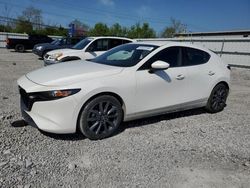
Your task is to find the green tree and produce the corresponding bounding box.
[35,26,68,36]
[109,23,125,37]
[127,23,155,38]
[161,18,187,38]
[0,24,12,32]
[14,18,33,33]
[88,22,110,36]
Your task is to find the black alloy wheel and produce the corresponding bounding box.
[206,83,229,113]
[79,95,123,140]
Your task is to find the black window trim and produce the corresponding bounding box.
[137,46,182,71]
[181,46,211,67]
[137,46,211,71]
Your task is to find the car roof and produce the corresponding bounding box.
[87,36,134,41]
[133,40,211,53]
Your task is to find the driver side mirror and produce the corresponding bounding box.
[149,60,170,73]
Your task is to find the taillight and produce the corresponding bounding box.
[6,39,9,44]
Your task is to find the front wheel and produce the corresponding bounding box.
[78,95,123,140]
[206,83,229,113]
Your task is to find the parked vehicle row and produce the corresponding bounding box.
[33,37,84,59]
[43,37,134,66]
[18,41,231,140]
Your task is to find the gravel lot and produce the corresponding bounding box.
[0,48,250,188]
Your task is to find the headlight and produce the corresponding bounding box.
[36,46,43,50]
[29,89,81,101]
[50,53,63,60]
[47,89,81,98]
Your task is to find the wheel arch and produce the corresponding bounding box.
[60,56,81,62]
[213,81,230,90]
[76,91,126,132]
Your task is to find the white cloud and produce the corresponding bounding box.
[99,0,114,6]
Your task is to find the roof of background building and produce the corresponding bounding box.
[175,30,250,37]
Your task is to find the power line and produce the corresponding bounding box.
[37,0,210,31]
[0,0,171,26]
[0,15,63,29]
[0,0,210,31]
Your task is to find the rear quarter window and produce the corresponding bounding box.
[182,47,210,66]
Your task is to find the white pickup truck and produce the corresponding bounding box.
[43,36,134,66]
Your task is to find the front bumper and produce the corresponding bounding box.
[32,49,43,57]
[43,57,60,66]
[18,81,80,134]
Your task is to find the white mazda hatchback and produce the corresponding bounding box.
[18,41,230,139]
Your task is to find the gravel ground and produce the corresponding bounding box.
[0,48,250,188]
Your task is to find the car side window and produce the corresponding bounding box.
[109,39,123,49]
[139,47,181,70]
[87,39,109,52]
[182,47,210,66]
[66,38,71,45]
[122,40,132,44]
[58,38,66,45]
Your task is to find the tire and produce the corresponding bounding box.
[78,95,123,140]
[15,44,25,52]
[206,83,229,113]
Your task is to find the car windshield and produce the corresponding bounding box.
[51,39,62,45]
[71,38,92,50]
[89,43,158,67]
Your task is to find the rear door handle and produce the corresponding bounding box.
[208,71,215,76]
[176,74,185,80]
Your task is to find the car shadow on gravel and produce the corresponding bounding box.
[11,119,86,141]
[116,107,207,135]
[40,131,86,141]
[11,108,206,140]
[10,50,33,53]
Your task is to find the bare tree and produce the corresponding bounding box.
[161,18,187,38]
[2,4,12,27]
[21,6,43,30]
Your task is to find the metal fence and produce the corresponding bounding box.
[0,32,62,48]
[138,38,250,67]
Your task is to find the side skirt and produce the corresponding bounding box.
[124,98,208,121]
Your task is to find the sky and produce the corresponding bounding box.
[0,0,249,34]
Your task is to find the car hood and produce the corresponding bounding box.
[34,43,51,48]
[47,48,76,55]
[25,60,123,87]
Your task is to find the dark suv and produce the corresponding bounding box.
[33,37,84,58]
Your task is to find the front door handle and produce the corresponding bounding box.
[208,71,215,76]
[176,74,185,80]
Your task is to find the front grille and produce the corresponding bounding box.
[19,86,33,111]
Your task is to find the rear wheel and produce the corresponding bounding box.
[15,44,25,52]
[206,83,229,113]
[78,95,123,140]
